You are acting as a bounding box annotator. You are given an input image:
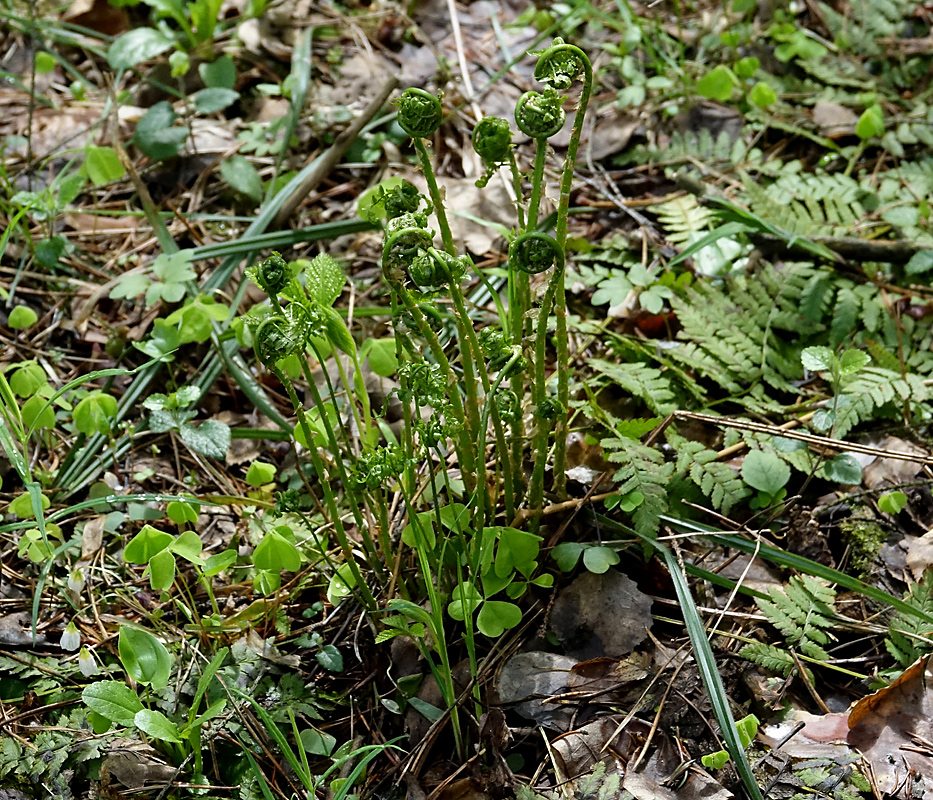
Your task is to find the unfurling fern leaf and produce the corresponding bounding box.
[601,436,672,537]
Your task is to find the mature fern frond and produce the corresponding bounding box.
[673,439,749,513]
[590,359,677,416]
[744,172,865,238]
[833,367,929,436]
[885,572,933,667]
[651,195,713,245]
[754,576,837,662]
[819,0,916,54]
[739,642,797,675]
[601,436,673,537]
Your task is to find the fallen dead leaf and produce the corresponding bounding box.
[549,570,653,659]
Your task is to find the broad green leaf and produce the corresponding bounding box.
[166,500,198,524]
[801,346,834,372]
[8,306,38,329]
[133,101,189,161]
[199,56,236,89]
[326,561,357,605]
[552,542,585,571]
[148,549,176,591]
[73,392,118,435]
[110,272,150,300]
[734,57,759,79]
[9,362,47,396]
[582,546,620,574]
[856,105,884,140]
[82,680,144,725]
[169,529,203,563]
[748,81,776,108]
[316,644,344,672]
[400,511,435,549]
[493,527,541,577]
[124,525,174,563]
[878,491,908,514]
[107,29,174,70]
[364,338,398,377]
[905,250,933,275]
[179,419,230,458]
[697,65,735,102]
[300,727,336,756]
[220,155,262,203]
[134,709,182,743]
[203,549,236,576]
[447,582,483,621]
[245,461,276,486]
[838,350,869,375]
[253,530,301,571]
[476,600,522,637]
[8,492,49,518]
[193,87,239,115]
[741,450,790,495]
[822,453,862,485]
[22,396,54,430]
[119,627,173,689]
[84,145,125,185]
[303,253,345,307]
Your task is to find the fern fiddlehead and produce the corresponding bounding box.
[514,88,566,139]
[509,232,565,275]
[395,88,443,139]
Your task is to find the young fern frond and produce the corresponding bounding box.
[589,359,677,416]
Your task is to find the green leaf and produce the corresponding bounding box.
[303,253,345,307]
[84,145,125,185]
[582,546,620,574]
[493,527,541,578]
[34,51,56,74]
[148,549,176,591]
[82,680,144,726]
[8,491,49,518]
[73,392,117,435]
[220,155,262,203]
[133,101,189,161]
[856,105,884,140]
[316,645,344,672]
[748,81,776,108]
[107,28,174,70]
[878,491,908,514]
[179,419,230,458]
[166,500,198,524]
[9,361,47,396]
[363,338,398,377]
[801,346,834,372]
[905,250,933,275]
[697,65,735,102]
[476,601,522,637]
[447,582,483,621]
[253,530,301,572]
[203,549,237,576]
[7,306,38,329]
[246,461,276,486]
[134,709,182,743]
[169,529,203,563]
[702,750,730,770]
[199,56,237,89]
[838,349,869,375]
[300,728,336,756]
[118,627,173,689]
[741,450,790,495]
[22,395,55,430]
[552,542,585,572]
[822,453,862,485]
[152,249,196,284]
[124,524,174,563]
[734,57,759,79]
[326,561,357,605]
[193,87,239,115]
[110,272,150,300]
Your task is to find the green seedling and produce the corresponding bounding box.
[701,714,760,770]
